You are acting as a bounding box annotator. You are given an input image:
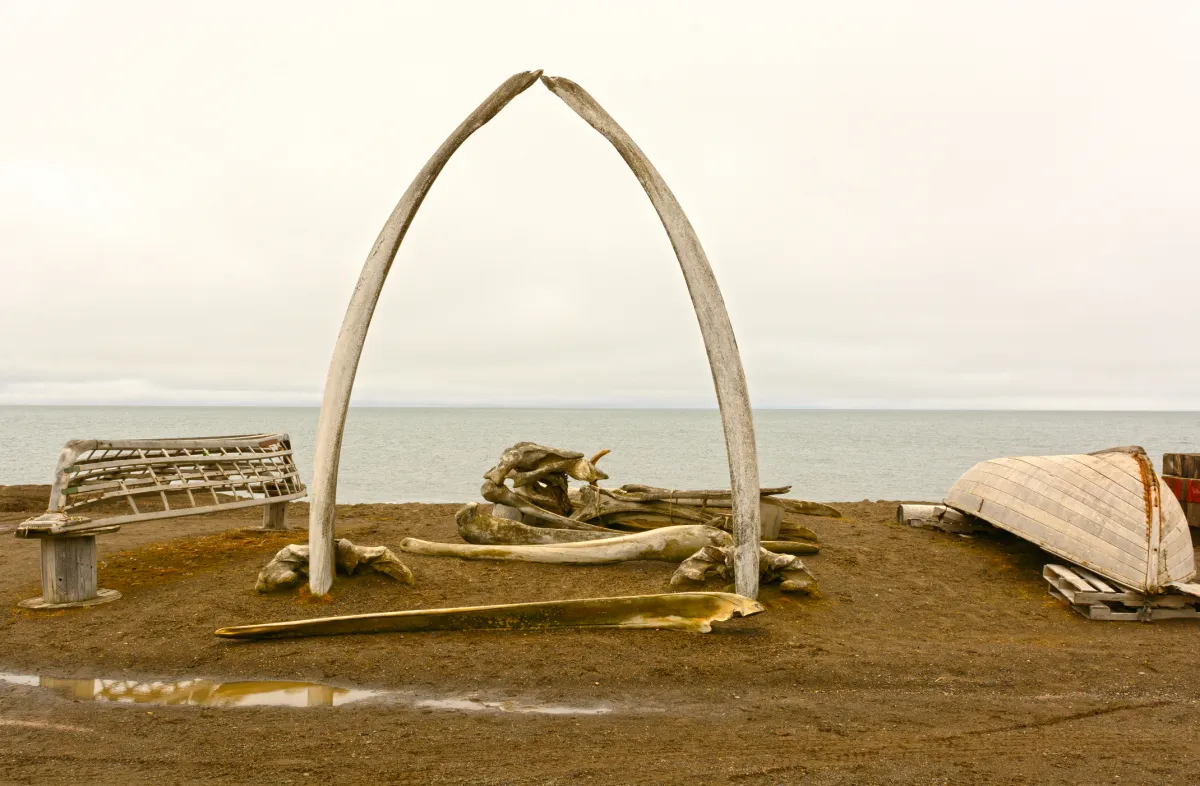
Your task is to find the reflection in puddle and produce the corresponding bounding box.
[0,673,378,707]
[0,672,614,715]
[416,697,611,715]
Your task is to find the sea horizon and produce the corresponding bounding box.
[3,406,1197,504]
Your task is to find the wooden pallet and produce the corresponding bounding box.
[1043,564,1200,621]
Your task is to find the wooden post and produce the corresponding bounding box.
[759,502,782,540]
[19,533,121,610]
[261,501,288,530]
[1162,454,1200,528]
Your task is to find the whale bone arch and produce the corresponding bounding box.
[307,71,762,597]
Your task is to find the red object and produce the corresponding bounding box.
[1162,475,1200,504]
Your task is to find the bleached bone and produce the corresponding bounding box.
[569,484,726,527]
[214,592,764,640]
[400,524,732,565]
[306,71,543,594]
[763,497,842,519]
[778,522,821,543]
[760,540,820,555]
[540,75,762,598]
[256,539,414,592]
[671,546,819,595]
[483,442,609,488]
[479,442,618,531]
[457,502,614,545]
[482,479,619,532]
[309,73,764,597]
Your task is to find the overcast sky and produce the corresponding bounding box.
[2,2,1198,409]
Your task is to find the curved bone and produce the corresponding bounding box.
[481,479,619,532]
[671,546,819,595]
[541,75,762,597]
[257,539,413,593]
[483,442,608,486]
[761,540,820,555]
[214,592,764,640]
[400,524,732,565]
[457,502,615,545]
[306,71,543,594]
[763,497,842,519]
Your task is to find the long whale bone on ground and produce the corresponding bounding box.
[214,592,764,640]
[401,525,732,564]
[255,539,413,592]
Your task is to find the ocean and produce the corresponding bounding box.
[1,407,1197,504]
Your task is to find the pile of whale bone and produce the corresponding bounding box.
[397,442,841,594]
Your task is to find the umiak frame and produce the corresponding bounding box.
[308,71,763,597]
[16,433,305,608]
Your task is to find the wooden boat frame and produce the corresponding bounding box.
[15,433,305,609]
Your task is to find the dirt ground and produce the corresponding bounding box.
[1,484,1199,785]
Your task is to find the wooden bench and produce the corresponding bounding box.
[14,434,306,609]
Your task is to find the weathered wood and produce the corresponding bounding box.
[947,447,1193,594]
[43,535,95,603]
[618,485,790,502]
[214,592,764,640]
[18,492,307,537]
[760,501,783,540]
[261,501,288,531]
[1163,453,1183,477]
[1162,453,1200,529]
[19,433,304,533]
[542,75,762,599]
[18,533,121,610]
[1043,562,1200,622]
[16,433,306,608]
[896,504,991,534]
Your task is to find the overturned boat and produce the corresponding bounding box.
[944,446,1198,596]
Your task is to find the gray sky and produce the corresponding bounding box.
[2,1,1198,409]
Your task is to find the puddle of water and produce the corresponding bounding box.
[0,673,378,707]
[416,697,611,715]
[0,672,614,715]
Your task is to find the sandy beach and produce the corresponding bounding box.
[1,485,1198,784]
